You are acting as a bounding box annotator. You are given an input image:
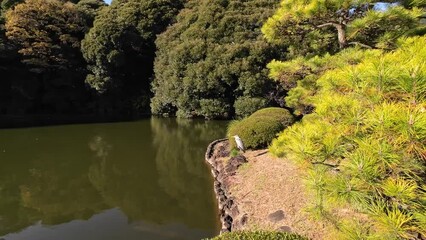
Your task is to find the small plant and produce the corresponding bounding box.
[209,230,307,240]
[230,148,239,157]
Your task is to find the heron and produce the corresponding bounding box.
[233,135,245,153]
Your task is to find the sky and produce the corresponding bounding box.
[104,0,112,5]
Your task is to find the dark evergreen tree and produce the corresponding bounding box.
[81,0,184,115]
[151,0,287,119]
[5,0,91,114]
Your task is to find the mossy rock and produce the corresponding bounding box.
[227,107,295,150]
[210,230,307,240]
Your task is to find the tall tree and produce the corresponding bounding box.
[76,0,106,28]
[6,0,87,71]
[0,0,32,114]
[262,0,425,116]
[81,0,184,115]
[5,0,91,113]
[262,0,424,56]
[151,0,287,119]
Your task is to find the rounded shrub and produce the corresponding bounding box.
[250,107,295,126]
[210,230,307,240]
[227,107,295,150]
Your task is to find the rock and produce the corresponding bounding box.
[206,139,249,233]
[229,155,247,166]
[241,213,248,226]
[225,163,238,174]
[225,155,247,175]
[277,226,292,232]
[217,145,230,158]
[268,210,285,222]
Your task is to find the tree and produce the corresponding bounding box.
[263,0,425,116]
[151,0,287,119]
[81,0,184,114]
[262,0,423,56]
[76,0,107,28]
[270,36,426,239]
[0,0,34,115]
[5,0,87,71]
[4,0,92,114]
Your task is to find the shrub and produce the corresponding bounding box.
[228,107,294,149]
[210,231,307,240]
[249,107,294,127]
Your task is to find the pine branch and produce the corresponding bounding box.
[347,41,373,49]
[316,22,340,28]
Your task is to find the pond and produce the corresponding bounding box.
[0,118,228,240]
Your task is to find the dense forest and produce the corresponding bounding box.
[1,0,423,120]
[0,0,184,117]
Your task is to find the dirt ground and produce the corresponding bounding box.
[227,149,331,239]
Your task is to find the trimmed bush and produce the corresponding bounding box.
[249,107,294,126]
[228,107,294,149]
[210,230,307,240]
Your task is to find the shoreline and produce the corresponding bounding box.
[205,139,330,239]
[205,139,247,233]
[0,114,153,129]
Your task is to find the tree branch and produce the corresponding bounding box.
[316,22,339,28]
[347,41,373,49]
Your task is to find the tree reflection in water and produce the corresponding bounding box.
[0,118,227,239]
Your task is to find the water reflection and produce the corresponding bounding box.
[151,118,224,229]
[0,118,227,239]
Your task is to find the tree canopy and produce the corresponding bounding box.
[81,0,184,114]
[5,0,88,71]
[263,0,425,116]
[151,0,287,119]
[262,0,424,56]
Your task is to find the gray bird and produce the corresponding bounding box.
[233,135,245,153]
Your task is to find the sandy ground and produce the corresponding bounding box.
[227,149,331,239]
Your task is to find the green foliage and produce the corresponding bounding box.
[199,99,231,120]
[151,0,287,119]
[262,0,424,55]
[230,148,239,157]
[1,0,94,114]
[81,0,184,113]
[249,107,295,126]
[5,0,87,70]
[270,36,426,238]
[268,47,382,115]
[228,107,294,149]
[210,231,307,240]
[234,96,267,118]
[76,0,106,27]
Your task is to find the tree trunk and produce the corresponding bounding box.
[335,24,346,49]
[316,22,347,49]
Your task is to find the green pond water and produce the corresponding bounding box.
[0,118,228,240]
